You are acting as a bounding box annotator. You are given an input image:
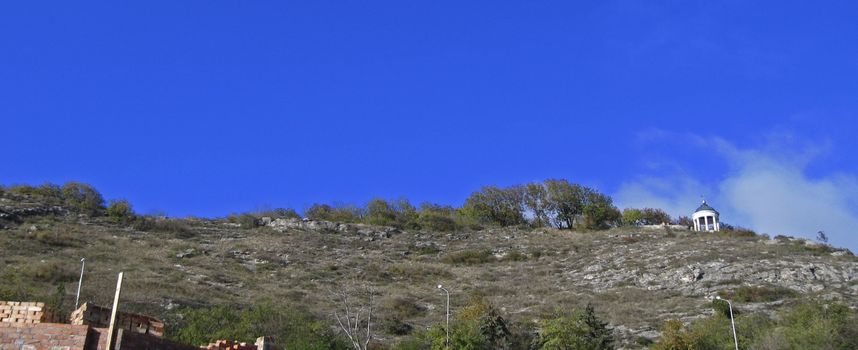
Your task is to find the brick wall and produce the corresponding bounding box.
[0,302,59,324]
[2,302,276,350]
[69,304,164,337]
[200,339,256,350]
[201,337,280,350]
[0,323,90,350]
[92,328,198,350]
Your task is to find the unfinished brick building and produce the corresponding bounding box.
[0,301,278,350]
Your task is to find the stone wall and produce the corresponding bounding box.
[0,302,59,324]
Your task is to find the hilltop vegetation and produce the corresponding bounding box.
[2,182,858,349]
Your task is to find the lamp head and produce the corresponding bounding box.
[715,296,722,300]
[437,284,443,289]
[81,258,86,262]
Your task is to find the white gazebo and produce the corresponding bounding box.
[693,200,720,232]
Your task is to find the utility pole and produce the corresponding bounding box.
[106,272,124,350]
[715,296,739,350]
[74,258,85,310]
[437,285,450,348]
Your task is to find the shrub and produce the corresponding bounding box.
[653,301,858,350]
[22,262,76,284]
[532,304,614,350]
[365,198,420,229]
[449,294,512,349]
[622,208,672,226]
[501,251,528,262]
[6,183,63,204]
[170,304,348,349]
[411,244,441,255]
[417,203,460,232]
[305,204,362,223]
[32,228,79,247]
[676,215,693,228]
[236,214,259,229]
[365,198,398,226]
[0,272,36,302]
[256,208,301,220]
[6,182,107,214]
[133,216,194,237]
[765,300,858,349]
[384,297,425,319]
[107,199,135,222]
[382,316,413,335]
[60,182,105,216]
[719,224,759,238]
[651,319,696,350]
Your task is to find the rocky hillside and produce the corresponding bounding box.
[2,193,857,348]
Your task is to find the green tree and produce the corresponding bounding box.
[621,208,644,226]
[623,208,672,226]
[60,182,105,216]
[544,179,585,229]
[523,183,550,227]
[533,305,614,350]
[461,186,526,227]
[107,199,135,223]
[641,208,672,225]
[580,188,620,229]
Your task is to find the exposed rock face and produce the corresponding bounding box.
[0,197,67,222]
[266,218,400,240]
[569,234,857,297]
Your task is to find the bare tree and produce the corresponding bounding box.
[817,230,829,243]
[327,283,376,350]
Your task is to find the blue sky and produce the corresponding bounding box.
[2,1,857,250]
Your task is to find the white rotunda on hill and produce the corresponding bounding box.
[693,200,720,232]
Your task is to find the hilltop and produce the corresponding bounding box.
[1,187,857,349]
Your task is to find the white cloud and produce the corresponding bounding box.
[616,132,858,252]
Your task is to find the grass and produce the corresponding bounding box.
[441,249,495,265]
[721,285,797,303]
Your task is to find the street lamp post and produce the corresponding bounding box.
[74,258,86,310]
[715,296,738,350]
[437,284,450,347]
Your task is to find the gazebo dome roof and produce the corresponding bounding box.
[694,201,719,214]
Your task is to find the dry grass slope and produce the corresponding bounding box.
[2,195,857,348]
